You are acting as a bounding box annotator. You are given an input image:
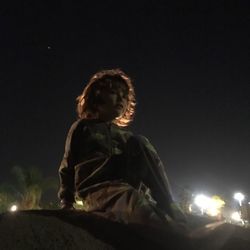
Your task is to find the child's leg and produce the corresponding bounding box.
[125,135,184,222]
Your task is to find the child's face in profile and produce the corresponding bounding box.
[95,81,128,122]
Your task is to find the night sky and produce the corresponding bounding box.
[1,1,250,201]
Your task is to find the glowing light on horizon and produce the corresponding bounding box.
[194,194,225,216]
[234,192,245,206]
[10,205,18,212]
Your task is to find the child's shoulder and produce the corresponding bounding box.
[71,118,97,127]
[69,119,92,132]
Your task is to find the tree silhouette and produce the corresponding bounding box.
[10,166,57,210]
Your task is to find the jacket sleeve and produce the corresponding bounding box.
[58,121,81,205]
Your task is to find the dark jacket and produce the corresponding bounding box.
[58,119,133,205]
[58,119,185,222]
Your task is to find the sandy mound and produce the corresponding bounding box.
[0,210,250,250]
[0,210,167,250]
[0,211,114,250]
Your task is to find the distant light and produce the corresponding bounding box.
[194,194,211,215]
[234,192,245,206]
[207,206,219,217]
[194,194,225,217]
[10,205,18,212]
[231,211,242,222]
[194,194,210,209]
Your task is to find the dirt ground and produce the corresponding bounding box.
[0,210,249,250]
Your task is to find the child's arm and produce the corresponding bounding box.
[58,121,81,209]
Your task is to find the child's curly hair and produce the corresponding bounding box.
[76,69,136,127]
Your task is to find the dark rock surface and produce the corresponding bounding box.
[0,210,249,250]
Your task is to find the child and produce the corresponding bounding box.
[58,69,185,227]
